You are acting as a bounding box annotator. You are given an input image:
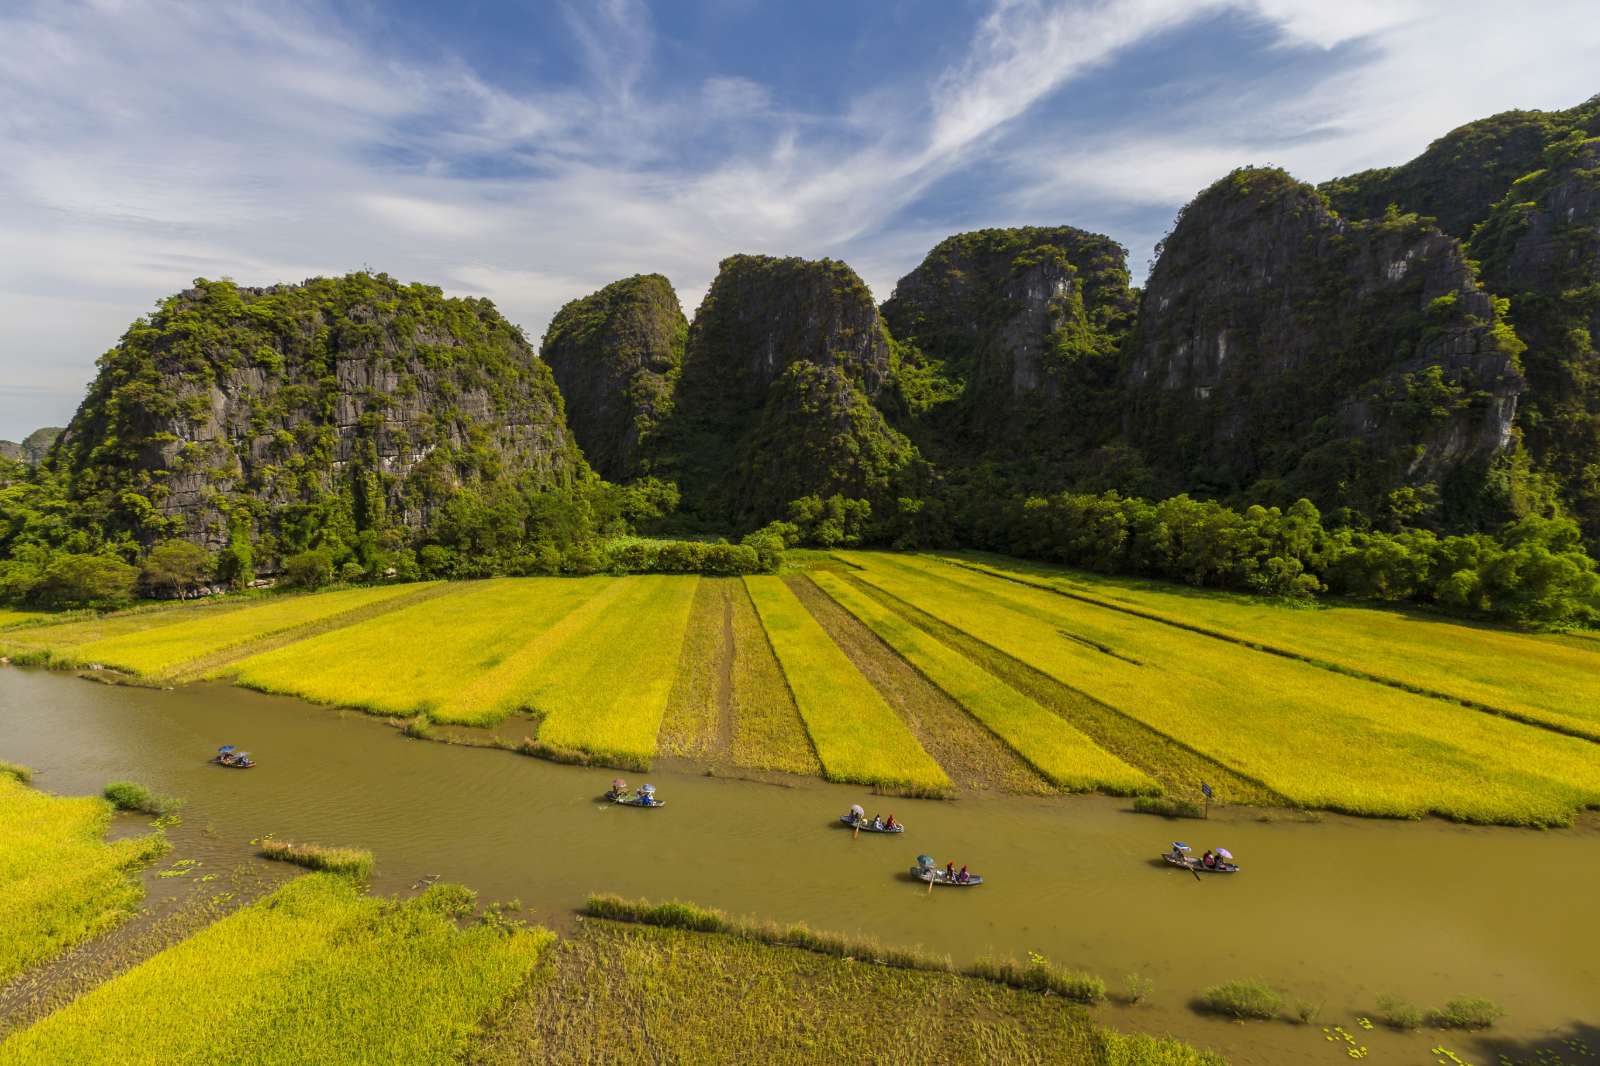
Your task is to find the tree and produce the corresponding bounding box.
[35,553,139,608]
[281,548,334,589]
[140,540,214,598]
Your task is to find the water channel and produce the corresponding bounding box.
[2,666,1595,1064]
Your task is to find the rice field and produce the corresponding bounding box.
[470,919,1224,1066]
[841,553,1600,825]
[64,584,431,679]
[744,575,949,794]
[0,600,250,659]
[812,571,1155,795]
[524,576,699,767]
[0,775,166,983]
[0,609,47,629]
[226,578,614,723]
[5,556,1594,818]
[0,874,551,1065]
[942,553,1600,741]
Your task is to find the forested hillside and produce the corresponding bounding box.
[3,97,1598,625]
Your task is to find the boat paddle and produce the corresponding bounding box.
[1191,862,1201,883]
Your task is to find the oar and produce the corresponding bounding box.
[1190,861,1201,883]
[854,822,860,840]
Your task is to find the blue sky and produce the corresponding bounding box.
[2,0,1597,439]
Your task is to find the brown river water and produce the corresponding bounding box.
[2,666,1596,1065]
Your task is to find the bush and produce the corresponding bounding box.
[139,540,214,597]
[280,549,335,589]
[1198,978,1283,1019]
[1133,795,1203,818]
[1430,995,1504,1029]
[1375,993,1424,1030]
[103,781,182,817]
[1124,972,1153,1004]
[258,839,374,878]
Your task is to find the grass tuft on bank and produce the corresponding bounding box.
[0,759,32,783]
[259,840,374,878]
[103,781,182,817]
[1198,978,1284,1019]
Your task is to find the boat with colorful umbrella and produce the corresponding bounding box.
[911,854,982,886]
[1161,842,1238,873]
[841,804,904,833]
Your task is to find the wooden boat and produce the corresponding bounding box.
[840,815,904,833]
[613,795,665,808]
[213,753,255,769]
[912,866,983,886]
[1162,854,1238,874]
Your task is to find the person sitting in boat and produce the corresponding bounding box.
[872,814,883,830]
[884,814,897,830]
[1201,850,1215,869]
[1169,843,1186,861]
[944,861,956,882]
[957,865,970,884]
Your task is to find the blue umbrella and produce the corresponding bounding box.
[1172,842,1190,851]
[916,854,934,866]
[218,745,235,753]
[640,784,656,794]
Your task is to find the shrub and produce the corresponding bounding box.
[1133,795,1204,818]
[1124,972,1153,1004]
[0,760,32,783]
[281,549,335,589]
[103,781,182,817]
[1198,978,1283,1019]
[139,541,214,598]
[402,715,434,740]
[1430,996,1504,1029]
[258,839,374,878]
[1375,993,1424,1030]
[1293,999,1322,1024]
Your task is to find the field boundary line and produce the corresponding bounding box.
[812,571,1148,796]
[792,573,1053,796]
[841,571,1286,804]
[933,555,1600,746]
[174,582,464,683]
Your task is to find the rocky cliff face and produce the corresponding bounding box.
[881,227,1135,475]
[53,273,586,549]
[659,254,910,523]
[0,428,61,465]
[1125,168,1526,523]
[539,274,685,482]
[1323,98,1600,537]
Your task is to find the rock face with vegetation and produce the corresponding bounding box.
[51,273,587,552]
[659,254,914,525]
[1124,167,1527,527]
[0,428,61,465]
[539,274,685,482]
[881,226,1136,470]
[1322,96,1600,538]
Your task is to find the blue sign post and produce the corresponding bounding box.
[1201,782,1213,819]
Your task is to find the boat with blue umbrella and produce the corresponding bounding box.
[213,745,255,769]
[613,782,664,808]
[841,804,904,833]
[911,854,982,886]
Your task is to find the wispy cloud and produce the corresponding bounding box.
[1,0,1595,439]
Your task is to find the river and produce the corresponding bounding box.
[2,666,1595,1064]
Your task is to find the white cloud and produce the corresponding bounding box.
[1,0,1596,437]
